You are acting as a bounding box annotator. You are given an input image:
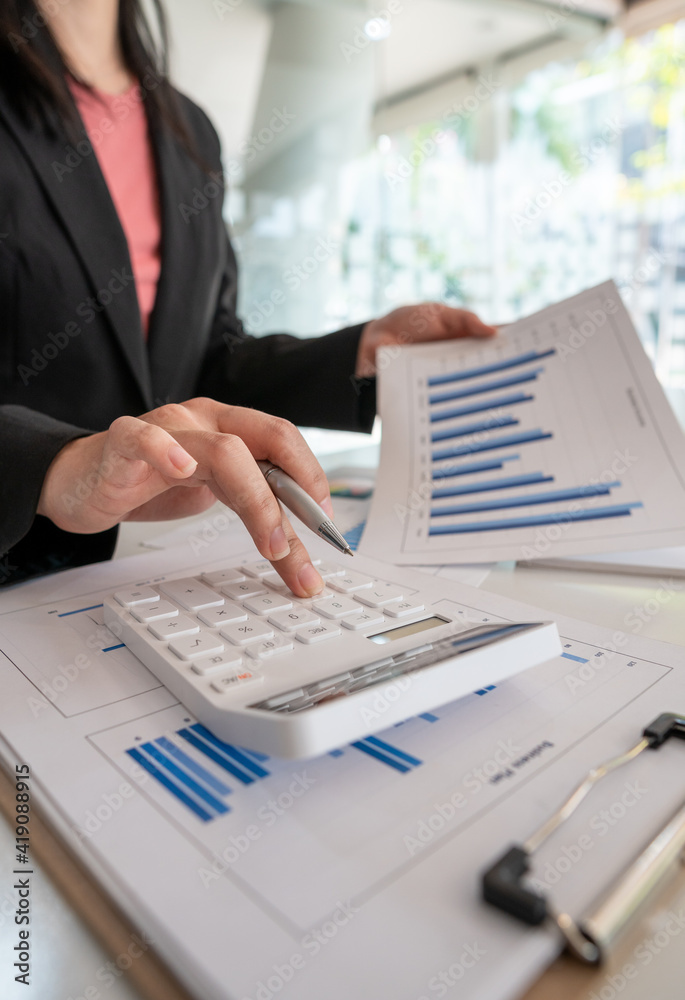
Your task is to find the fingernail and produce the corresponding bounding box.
[270,526,290,560]
[297,562,323,596]
[168,445,197,474]
[321,496,335,518]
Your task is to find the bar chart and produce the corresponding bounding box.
[362,282,685,564]
[123,723,425,823]
[87,630,671,929]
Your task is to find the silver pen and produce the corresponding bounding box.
[257,461,353,557]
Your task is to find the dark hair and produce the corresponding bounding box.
[0,0,198,157]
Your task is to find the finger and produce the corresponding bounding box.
[442,306,497,339]
[169,428,296,562]
[106,415,199,482]
[200,403,334,515]
[264,511,325,598]
[122,484,217,522]
[38,418,200,534]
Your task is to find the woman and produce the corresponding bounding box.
[0,0,495,594]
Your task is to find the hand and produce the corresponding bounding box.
[356,303,497,378]
[37,398,332,597]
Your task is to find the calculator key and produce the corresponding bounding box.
[347,672,396,692]
[309,672,351,692]
[114,586,160,607]
[243,594,294,616]
[246,635,295,660]
[211,669,263,694]
[341,611,385,630]
[312,596,360,619]
[148,616,199,640]
[198,603,247,627]
[261,572,289,591]
[280,693,322,711]
[383,599,426,618]
[222,581,268,600]
[282,587,333,605]
[259,689,304,710]
[268,608,321,632]
[169,633,225,661]
[191,651,243,675]
[201,568,246,585]
[160,578,224,611]
[240,560,277,578]
[131,600,179,622]
[354,657,393,675]
[327,572,374,593]
[221,620,275,645]
[354,584,405,608]
[316,562,346,578]
[295,623,342,644]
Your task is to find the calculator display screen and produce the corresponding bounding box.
[368,616,449,644]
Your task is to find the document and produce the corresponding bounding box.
[519,546,685,578]
[360,282,685,565]
[1,537,684,1000]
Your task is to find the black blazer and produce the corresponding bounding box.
[0,87,375,584]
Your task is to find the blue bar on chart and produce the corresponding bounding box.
[127,746,217,823]
[240,747,270,762]
[125,710,436,823]
[432,428,552,463]
[428,349,556,386]
[351,737,423,773]
[428,502,643,535]
[188,728,270,779]
[58,604,104,617]
[344,520,367,551]
[429,368,544,406]
[178,724,269,782]
[432,455,520,480]
[430,482,622,518]
[431,415,519,443]
[561,652,590,664]
[430,392,535,423]
[156,735,232,796]
[432,472,554,499]
[126,724,273,822]
[139,741,230,815]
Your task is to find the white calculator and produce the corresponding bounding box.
[103,546,560,758]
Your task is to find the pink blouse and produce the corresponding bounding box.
[68,78,162,335]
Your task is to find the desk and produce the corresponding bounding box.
[1,423,684,1000]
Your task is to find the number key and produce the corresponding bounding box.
[243,594,293,616]
[268,608,321,632]
[312,596,360,619]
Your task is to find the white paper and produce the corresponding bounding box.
[1,537,684,1000]
[360,282,685,565]
[520,546,685,578]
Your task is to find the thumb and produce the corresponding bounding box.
[444,306,497,339]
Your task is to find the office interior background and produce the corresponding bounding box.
[161,0,685,393]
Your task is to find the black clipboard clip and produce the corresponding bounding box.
[481,713,685,964]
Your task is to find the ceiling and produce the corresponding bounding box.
[162,0,634,159]
[363,0,619,107]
